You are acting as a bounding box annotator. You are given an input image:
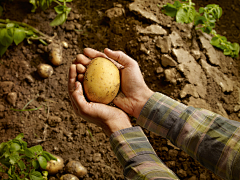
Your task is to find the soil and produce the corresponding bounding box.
[0,0,240,180]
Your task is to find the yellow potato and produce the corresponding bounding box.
[83,57,120,104]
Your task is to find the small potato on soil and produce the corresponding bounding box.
[46,155,64,174]
[37,64,53,78]
[49,43,63,66]
[60,174,79,180]
[65,160,87,178]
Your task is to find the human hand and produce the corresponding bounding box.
[74,48,154,119]
[68,60,132,137]
[104,48,154,118]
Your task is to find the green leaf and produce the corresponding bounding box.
[37,156,47,169]
[42,151,57,161]
[15,134,24,141]
[173,1,182,8]
[0,142,7,154]
[50,12,67,26]
[199,7,205,14]
[194,15,206,26]
[10,143,21,152]
[0,44,8,57]
[6,23,15,29]
[163,3,178,17]
[9,152,20,164]
[24,149,35,158]
[32,160,40,169]
[29,170,44,180]
[0,28,14,47]
[232,43,240,52]
[17,160,26,171]
[28,145,43,155]
[54,5,65,14]
[210,36,220,46]
[29,0,38,12]
[39,0,53,11]
[14,27,26,45]
[0,157,11,168]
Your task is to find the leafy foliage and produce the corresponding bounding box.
[0,133,57,180]
[162,0,239,58]
[0,22,35,56]
[29,0,72,26]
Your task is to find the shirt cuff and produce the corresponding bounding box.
[109,126,157,167]
[137,92,187,138]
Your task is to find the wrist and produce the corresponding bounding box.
[133,89,154,118]
[103,113,132,137]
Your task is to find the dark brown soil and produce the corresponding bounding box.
[0,0,239,180]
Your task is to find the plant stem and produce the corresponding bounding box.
[53,0,62,6]
[0,19,50,38]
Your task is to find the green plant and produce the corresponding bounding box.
[0,19,59,57]
[0,133,57,180]
[30,0,72,26]
[0,0,72,26]
[162,0,240,58]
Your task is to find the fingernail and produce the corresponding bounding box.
[106,48,112,51]
[75,82,79,89]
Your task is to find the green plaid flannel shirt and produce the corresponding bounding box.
[110,92,240,180]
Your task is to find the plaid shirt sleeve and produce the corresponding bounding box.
[110,92,240,180]
[137,92,240,180]
[110,126,179,179]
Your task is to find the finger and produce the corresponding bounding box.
[84,48,124,69]
[71,81,91,115]
[68,64,77,95]
[76,64,86,74]
[78,74,84,82]
[104,48,135,67]
[84,48,107,59]
[73,54,91,66]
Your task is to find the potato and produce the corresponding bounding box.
[49,43,63,66]
[65,160,87,178]
[60,174,79,180]
[37,64,53,78]
[83,57,120,104]
[46,155,64,174]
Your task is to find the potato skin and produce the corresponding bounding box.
[46,155,64,174]
[65,160,87,178]
[37,64,53,78]
[60,174,79,180]
[83,57,120,104]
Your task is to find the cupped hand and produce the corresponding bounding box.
[72,48,154,119]
[68,58,132,137]
[103,48,154,118]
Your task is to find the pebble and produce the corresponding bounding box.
[161,54,178,67]
[25,75,35,83]
[66,23,75,31]
[177,169,187,178]
[93,153,102,162]
[48,116,62,126]
[156,67,164,74]
[7,92,17,106]
[0,104,5,112]
[164,68,177,84]
[234,105,240,112]
[168,149,178,159]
